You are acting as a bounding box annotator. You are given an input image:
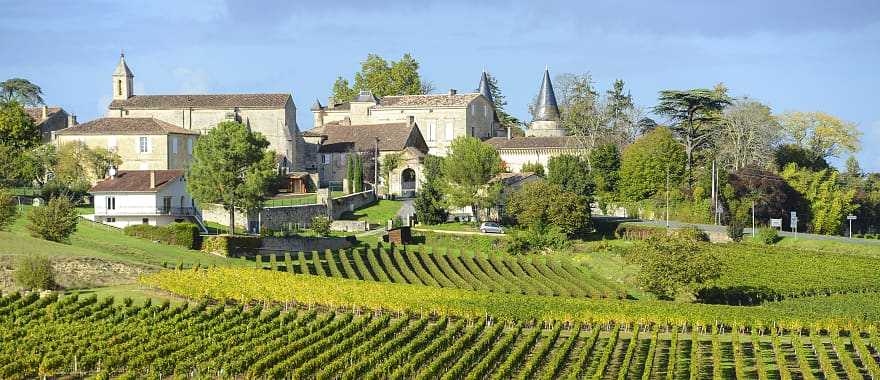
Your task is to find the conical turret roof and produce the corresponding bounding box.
[310,98,323,111]
[534,69,559,121]
[113,53,134,77]
[478,71,493,103]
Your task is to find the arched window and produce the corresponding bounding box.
[117,80,122,96]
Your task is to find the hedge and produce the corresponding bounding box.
[202,235,262,257]
[614,223,669,240]
[123,223,201,250]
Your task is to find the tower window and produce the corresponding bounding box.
[117,80,122,96]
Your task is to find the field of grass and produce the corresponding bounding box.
[775,236,880,257]
[7,292,879,379]
[245,247,627,299]
[339,200,402,226]
[408,230,507,252]
[415,222,480,232]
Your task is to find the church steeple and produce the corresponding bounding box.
[112,52,134,101]
[478,71,493,103]
[534,68,559,121]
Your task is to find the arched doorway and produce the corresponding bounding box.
[401,168,417,197]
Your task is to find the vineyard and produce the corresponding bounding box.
[2,291,880,379]
[247,247,628,299]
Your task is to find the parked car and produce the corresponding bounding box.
[479,221,504,234]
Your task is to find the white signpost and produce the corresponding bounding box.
[847,214,857,238]
[790,211,798,235]
[770,218,782,229]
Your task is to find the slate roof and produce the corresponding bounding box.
[24,107,64,123]
[109,93,291,109]
[534,69,560,121]
[379,93,481,107]
[315,123,428,154]
[55,117,200,136]
[485,136,577,149]
[90,170,185,192]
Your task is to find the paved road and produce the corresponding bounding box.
[411,228,505,237]
[396,198,415,221]
[611,217,880,245]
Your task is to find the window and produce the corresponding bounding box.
[162,196,172,212]
[484,104,489,118]
[142,218,149,224]
[138,136,149,153]
[187,138,193,155]
[117,80,122,96]
[106,196,115,210]
[427,121,436,142]
[105,217,115,223]
[322,154,331,165]
[171,137,178,154]
[445,122,454,141]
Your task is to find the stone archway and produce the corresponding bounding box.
[401,168,417,197]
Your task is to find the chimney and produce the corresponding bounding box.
[342,116,351,126]
[448,89,457,96]
[41,106,48,120]
[506,127,512,140]
[67,114,77,126]
[149,171,156,189]
[407,115,415,128]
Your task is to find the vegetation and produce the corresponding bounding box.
[618,127,686,201]
[413,155,447,225]
[441,136,502,222]
[0,78,44,106]
[310,216,331,237]
[0,100,40,151]
[754,227,780,245]
[123,223,201,250]
[340,200,402,226]
[547,154,594,199]
[520,161,544,176]
[0,188,17,230]
[506,180,591,237]
[187,121,277,234]
[781,163,857,234]
[331,53,430,102]
[345,153,364,193]
[13,255,54,290]
[379,152,402,195]
[625,235,722,300]
[26,196,78,242]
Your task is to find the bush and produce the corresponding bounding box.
[625,235,721,300]
[754,227,780,245]
[202,235,261,257]
[123,223,201,249]
[0,188,17,231]
[726,221,745,242]
[614,223,667,240]
[311,216,331,237]
[506,181,591,237]
[26,196,78,242]
[40,179,90,203]
[675,227,709,242]
[505,226,569,254]
[13,255,55,290]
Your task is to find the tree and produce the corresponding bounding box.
[717,99,780,170]
[781,163,857,235]
[441,136,502,223]
[605,79,642,147]
[547,154,594,200]
[618,127,687,201]
[774,144,829,172]
[188,121,277,234]
[845,156,862,179]
[520,162,545,176]
[346,153,364,193]
[0,188,17,230]
[0,100,41,151]
[552,73,607,166]
[87,147,122,181]
[0,78,44,106]
[653,85,731,182]
[589,143,620,194]
[18,144,57,187]
[27,196,78,242]
[380,153,403,195]
[506,180,591,237]
[482,72,521,132]
[778,111,861,159]
[332,53,430,102]
[726,168,807,230]
[13,255,54,290]
[413,155,447,225]
[625,235,722,300]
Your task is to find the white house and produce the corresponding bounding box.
[87,169,206,231]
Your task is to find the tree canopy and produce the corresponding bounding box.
[777,111,861,159]
[717,99,780,171]
[618,127,687,201]
[331,53,431,102]
[0,78,44,106]
[441,136,502,222]
[187,121,277,234]
[506,180,591,237]
[0,100,40,151]
[482,72,522,134]
[625,235,722,300]
[413,155,447,225]
[546,154,594,200]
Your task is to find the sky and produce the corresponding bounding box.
[2,0,879,171]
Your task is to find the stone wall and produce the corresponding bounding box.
[256,204,327,231]
[329,189,376,219]
[330,220,368,232]
[259,236,354,253]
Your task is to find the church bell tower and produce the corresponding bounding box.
[112,52,134,101]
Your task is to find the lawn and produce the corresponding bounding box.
[774,236,880,258]
[416,222,480,233]
[339,199,402,226]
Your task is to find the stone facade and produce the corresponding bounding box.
[56,131,197,171]
[25,106,74,143]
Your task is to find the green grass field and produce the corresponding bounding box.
[339,200,402,226]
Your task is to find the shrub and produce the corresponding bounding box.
[614,223,667,240]
[726,221,745,242]
[202,235,261,257]
[754,227,780,245]
[505,226,569,254]
[26,196,78,242]
[311,216,331,237]
[123,223,201,249]
[0,188,17,230]
[625,235,721,300]
[506,181,591,237]
[675,227,709,242]
[13,255,55,290]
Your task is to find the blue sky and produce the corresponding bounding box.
[2,0,878,170]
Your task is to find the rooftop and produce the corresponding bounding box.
[109,93,291,109]
[56,117,200,136]
[90,170,185,192]
[485,136,577,149]
[310,122,428,153]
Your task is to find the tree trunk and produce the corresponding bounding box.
[229,208,235,235]
[472,203,481,223]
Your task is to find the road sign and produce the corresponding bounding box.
[770,219,782,228]
[847,214,857,220]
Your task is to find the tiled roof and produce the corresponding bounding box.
[485,136,577,149]
[379,93,481,107]
[302,127,326,138]
[24,107,64,123]
[55,117,200,136]
[109,93,291,109]
[317,123,428,153]
[90,170,185,192]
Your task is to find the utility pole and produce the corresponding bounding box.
[665,166,670,228]
[751,200,756,237]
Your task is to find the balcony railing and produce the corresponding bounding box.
[158,207,199,216]
[94,207,200,217]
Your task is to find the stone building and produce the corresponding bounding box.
[25,105,75,143]
[55,117,199,171]
[303,117,429,196]
[310,73,500,156]
[103,53,305,171]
